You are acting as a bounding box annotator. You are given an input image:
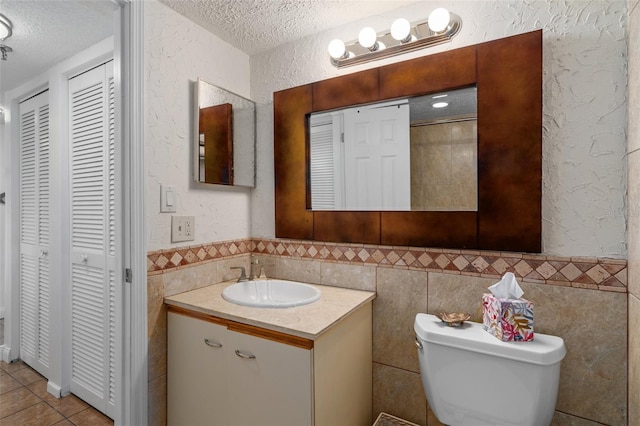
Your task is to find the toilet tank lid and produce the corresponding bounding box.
[414,313,566,365]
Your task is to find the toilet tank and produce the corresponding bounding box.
[414,313,566,426]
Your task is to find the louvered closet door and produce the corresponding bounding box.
[19,91,51,378]
[68,61,119,418]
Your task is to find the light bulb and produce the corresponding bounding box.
[328,39,346,59]
[428,8,451,33]
[391,18,412,42]
[358,27,377,49]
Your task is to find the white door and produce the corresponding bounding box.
[343,102,411,210]
[68,60,120,418]
[19,90,51,378]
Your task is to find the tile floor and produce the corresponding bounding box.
[0,360,113,426]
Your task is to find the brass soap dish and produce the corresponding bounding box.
[439,312,471,327]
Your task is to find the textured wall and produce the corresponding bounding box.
[145,0,252,251]
[251,0,628,258]
[627,0,640,423]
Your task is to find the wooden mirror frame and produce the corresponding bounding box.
[274,30,542,252]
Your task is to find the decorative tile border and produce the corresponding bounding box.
[147,238,627,292]
[147,239,253,275]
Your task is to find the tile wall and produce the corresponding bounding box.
[410,121,477,211]
[148,238,628,425]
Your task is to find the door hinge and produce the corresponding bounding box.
[125,268,132,283]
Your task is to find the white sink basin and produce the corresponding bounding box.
[222,279,321,308]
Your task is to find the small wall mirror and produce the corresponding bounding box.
[194,79,256,187]
[309,86,477,210]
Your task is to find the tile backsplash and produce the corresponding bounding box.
[148,238,628,425]
[148,238,627,293]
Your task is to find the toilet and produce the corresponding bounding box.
[414,313,566,426]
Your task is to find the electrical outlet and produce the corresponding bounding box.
[171,216,195,242]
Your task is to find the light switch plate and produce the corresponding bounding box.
[160,184,177,213]
[171,216,195,242]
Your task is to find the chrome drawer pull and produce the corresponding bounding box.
[235,349,256,359]
[204,339,222,348]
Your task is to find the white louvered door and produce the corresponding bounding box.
[19,91,52,378]
[68,61,119,418]
[309,111,345,210]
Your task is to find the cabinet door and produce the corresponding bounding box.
[168,312,229,426]
[227,330,313,426]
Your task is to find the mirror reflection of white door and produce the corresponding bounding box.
[309,112,344,209]
[343,101,410,210]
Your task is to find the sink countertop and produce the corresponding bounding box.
[164,280,376,340]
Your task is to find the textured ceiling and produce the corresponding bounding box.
[160,0,418,55]
[0,1,114,93]
[1,0,417,93]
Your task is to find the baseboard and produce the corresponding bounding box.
[47,380,63,398]
[0,345,14,363]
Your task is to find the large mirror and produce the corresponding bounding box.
[274,30,542,252]
[309,86,477,211]
[194,79,256,187]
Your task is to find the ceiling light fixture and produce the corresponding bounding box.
[0,13,13,60]
[0,14,12,40]
[328,8,461,68]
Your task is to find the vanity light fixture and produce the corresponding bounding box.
[0,13,13,61]
[328,8,461,68]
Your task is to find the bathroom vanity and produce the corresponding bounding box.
[165,282,375,426]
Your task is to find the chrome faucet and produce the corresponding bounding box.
[250,258,273,280]
[230,266,248,282]
[231,260,273,282]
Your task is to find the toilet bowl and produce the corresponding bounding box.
[414,313,566,426]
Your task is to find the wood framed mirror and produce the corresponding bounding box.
[194,79,256,187]
[274,30,542,252]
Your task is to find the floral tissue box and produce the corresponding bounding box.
[482,293,534,342]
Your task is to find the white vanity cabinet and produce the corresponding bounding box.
[167,301,372,426]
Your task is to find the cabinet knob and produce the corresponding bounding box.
[204,339,222,348]
[234,349,256,359]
